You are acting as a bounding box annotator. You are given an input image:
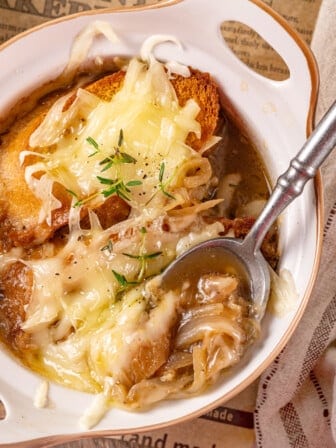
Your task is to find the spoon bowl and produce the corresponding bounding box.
[162,237,270,321]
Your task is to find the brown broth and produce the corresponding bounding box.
[220,119,270,219]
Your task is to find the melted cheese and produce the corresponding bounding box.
[268,268,298,316]
[27,57,201,218]
[9,217,224,392]
[33,380,49,408]
[9,40,226,406]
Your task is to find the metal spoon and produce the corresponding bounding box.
[161,100,336,321]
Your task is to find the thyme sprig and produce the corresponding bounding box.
[96,129,142,202]
[99,151,137,172]
[158,162,175,199]
[68,175,142,207]
[97,176,142,201]
[66,188,100,208]
[123,250,162,281]
[99,129,137,172]
[145,162,175,206]
[122,226,163,281]
[69,130,142,207]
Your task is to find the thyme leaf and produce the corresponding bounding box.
[97,176,115,185]
[86,136,99,149]
[74,199,84,207]
[145,251,163,259]
[66,189,85,207]
[86,136,100,157]
[100,159,114,172]
[122,251,162,260]
[118,128,124,147]
[126,180,142,187]
[161,189,176,200]
[112,270,138,289]
[66,189,79,199]
[159,161,165,183]
[119,152,137,164]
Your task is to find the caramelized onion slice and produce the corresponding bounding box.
[176,315,243,349]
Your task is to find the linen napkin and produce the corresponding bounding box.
[255,1,336,446]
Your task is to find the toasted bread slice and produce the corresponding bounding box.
[205,216,279,269]
[85,68,220,151]
[0,261,33,351]
[0,68,220,249]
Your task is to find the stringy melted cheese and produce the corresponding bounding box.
[25,57,201,223]
[13,50,223,394]
[11,220,224,393]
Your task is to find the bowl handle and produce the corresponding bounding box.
[177,0,318,131]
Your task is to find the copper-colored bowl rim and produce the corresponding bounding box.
[0,0,322,445]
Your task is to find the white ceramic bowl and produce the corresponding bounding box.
[0,0,321,445]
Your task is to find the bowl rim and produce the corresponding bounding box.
[0,0,322,444]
